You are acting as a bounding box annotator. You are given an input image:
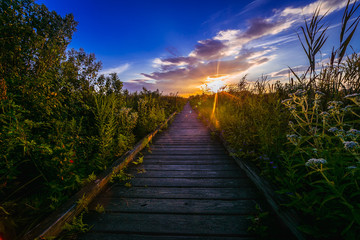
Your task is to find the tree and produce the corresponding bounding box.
[0,0,77,119]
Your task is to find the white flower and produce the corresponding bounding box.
[305,158,327,167]
[346,133,357,139]
[335,129,346,136]
[287,134,300,145]
[328,127,338,133]
[281,99,292,104]
[294,89,306,97]
[343,141,359,150]
[347,166,357,170]
[344,105,353,110]
[287,134,299,139]
[320,111,329,117]
[348,129,360,135]
[344,93,360,98]
[328,101,343,106]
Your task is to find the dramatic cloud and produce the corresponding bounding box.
[101,63,130,75]
[142,50,271,93]
[130,0,350,95]
[214,29,241,41]
[153,56,199,72]
[189,39,227,60]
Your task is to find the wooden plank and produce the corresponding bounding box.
[162,134,211,137]
[141,160,236,165]
[143,155,231,160]
[135,164,237,171]
[149,146,225,151]
[152,142,218,145]
[102,187,258,199]
[158,136,211,139]
[79,233,256,240]
[153,140,214,144]
[147,151,228,155]
[154,141,216,144]
[90,198,257,215]
[155,137,212,140]
[163,131,210,135]
[150,146,225,150]
[83,213,252,236]
[128,177,252,187]
[128,170,247,178]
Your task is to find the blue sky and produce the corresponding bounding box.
[38,0,359,96]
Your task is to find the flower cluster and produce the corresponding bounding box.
[293,89,306,97]
[348,129,360,135]
[327,101,343,112]
[347,165,357,170]
[344,93,360,99]
[315,91,325,96]
[287,89,307,99]
[343,141,359,150]
[305,158,327,167]
[320,111,329,117]
[328,101,343,106]
[287,134,300,145]
[281,99,292,105]
[328,127,338,133]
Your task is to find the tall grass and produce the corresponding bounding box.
[191,1,360,238]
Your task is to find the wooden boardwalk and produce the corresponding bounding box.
[79,103,275,239]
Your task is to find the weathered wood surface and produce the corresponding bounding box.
[79,103,287,239]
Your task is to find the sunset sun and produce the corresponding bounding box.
[201,75,228,93]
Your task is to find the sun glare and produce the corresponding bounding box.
[208,80,225,92]
[200,75,228,93]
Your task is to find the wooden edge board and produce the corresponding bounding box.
[22,112,177,240]
[194,108,306,240]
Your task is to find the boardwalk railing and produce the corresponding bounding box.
[23,112,176,240]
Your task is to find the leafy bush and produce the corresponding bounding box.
[0,1,186,238]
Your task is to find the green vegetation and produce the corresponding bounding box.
[247,204,269,238]
[0,1,185,238]
[190,1,360,239]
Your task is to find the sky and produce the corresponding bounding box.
[38,0,360,96]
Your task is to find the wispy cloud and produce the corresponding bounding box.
[270,65,309,78]
[238,0,268,16]
[280,0,348,17]
[134,0,349,95]
[101,63,130,75]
